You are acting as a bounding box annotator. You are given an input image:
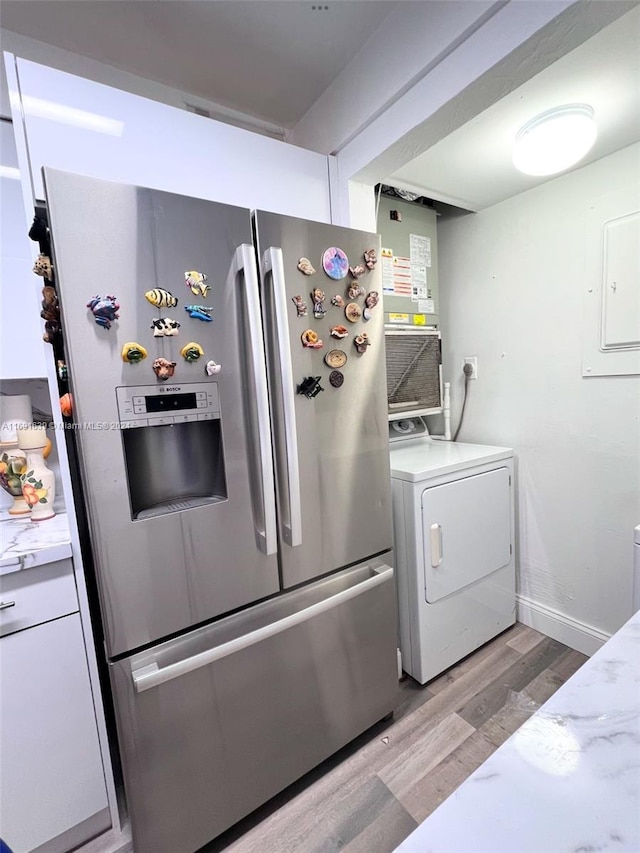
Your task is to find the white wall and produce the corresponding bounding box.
[438,144,640,650]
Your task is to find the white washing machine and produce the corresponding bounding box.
[389,418,516,684]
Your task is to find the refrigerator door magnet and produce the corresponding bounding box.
[330,325,349,339]
[296,376,324,398]
[345,302,361,323]
[87,294,120,329]
[205,360,222,376]
[145,288,178,308]
[301,329,323,349]
[329,370,344,388]
[363,248,377,269]
[152,357,177,381]
[349,264,366,278]
[150,318,181,336]
[330,294,344,307]
[185,305,213,321]
[354,333,371,354]
[185,270,210,297]
[297,258,316,276]
[311,288,326,318]
[348,282,365,300]
[322,247,349,280]
[292,295,308,317]
[180,342,205,362]
[324,349,347,369]
[121,342,148,363]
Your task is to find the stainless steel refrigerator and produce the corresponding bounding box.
[43,169,397,853]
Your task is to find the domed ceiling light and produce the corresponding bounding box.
[513,104,597,176]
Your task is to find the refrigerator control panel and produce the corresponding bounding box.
[116,383,220,426]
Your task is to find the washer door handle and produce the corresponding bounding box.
[430,523,443,568]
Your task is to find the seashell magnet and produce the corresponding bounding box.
[322,247,349,281]
[297,258,316,276]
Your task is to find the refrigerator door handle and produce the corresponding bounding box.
[132,564,393,692]
[234,243,278,556]
[261,246,302,548]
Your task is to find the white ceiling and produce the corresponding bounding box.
[0,0,397,127]
[386,5,640,211]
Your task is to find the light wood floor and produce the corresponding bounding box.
[76,623,586,853]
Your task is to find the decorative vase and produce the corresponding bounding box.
[0,395,32,515]
[17,426,56,522]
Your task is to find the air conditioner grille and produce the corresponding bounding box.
[385,332,441,414]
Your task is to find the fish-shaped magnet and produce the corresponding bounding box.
[122,342,148,363]
[150,318,181,337]
[185,305,213,321]
[185,270,210,298]
[145,288,178,308]
[181,341,204,363]
[87,294,120,329]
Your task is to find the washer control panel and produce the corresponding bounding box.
[116,382,220,427]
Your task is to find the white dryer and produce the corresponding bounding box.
[389,418,516,684]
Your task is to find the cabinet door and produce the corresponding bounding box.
[0,613,108,853]
[422,467,511,604]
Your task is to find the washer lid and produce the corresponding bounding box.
[390,440,513,482]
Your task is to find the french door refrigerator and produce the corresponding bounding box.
[43,169,397,853]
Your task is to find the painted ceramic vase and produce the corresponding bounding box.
[0,395,32,515]
[0,443,29,515]
[17,427,56,522]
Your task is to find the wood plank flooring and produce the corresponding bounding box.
[75,624,587,853]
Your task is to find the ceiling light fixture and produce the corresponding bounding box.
[513,104,597,177]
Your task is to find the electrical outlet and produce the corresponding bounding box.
[463,357,478,379]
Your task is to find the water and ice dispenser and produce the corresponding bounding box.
[116,382,227,519]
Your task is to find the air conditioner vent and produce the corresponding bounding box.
[385,329,442,417]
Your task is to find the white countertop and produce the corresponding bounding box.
[394,610,640,853]
[389,439,513,482]
[0,511,72,572]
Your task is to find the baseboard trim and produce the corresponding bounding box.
[516,594,611,656]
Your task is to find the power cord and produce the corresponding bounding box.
[452,362,474,441]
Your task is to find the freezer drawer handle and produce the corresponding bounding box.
[234,244,278,556]
[131,565,394,692]
[430,523,443,568]
[0,600,16,610]
[261,246,302,548]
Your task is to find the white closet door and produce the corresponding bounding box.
[421,467,511,604]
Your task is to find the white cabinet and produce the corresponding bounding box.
[0,121,47,380]
[0,561,109,853]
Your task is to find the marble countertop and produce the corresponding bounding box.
[394,611,640,853]
[0,511,72,572]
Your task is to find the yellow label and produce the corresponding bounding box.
[389,313,409,323]
[413,314,427,325]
